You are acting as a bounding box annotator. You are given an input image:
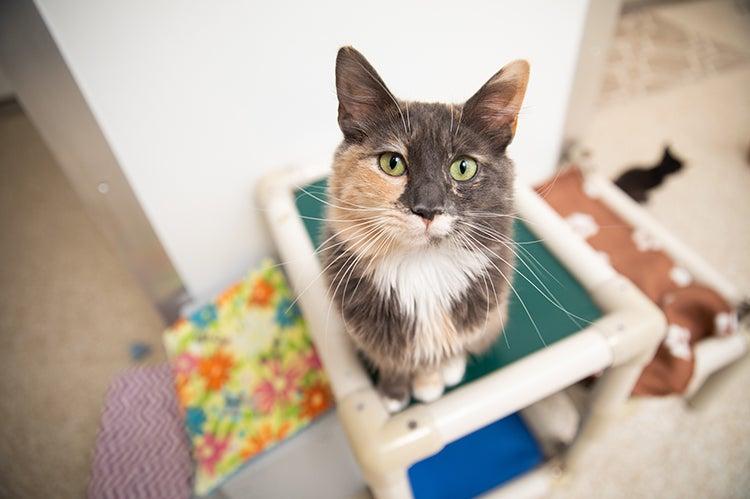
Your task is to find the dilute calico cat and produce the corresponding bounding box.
[322,47,529,412]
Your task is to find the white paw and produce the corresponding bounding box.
[441,355,467,387]
[412,372,444,403]
[380,393,409,414]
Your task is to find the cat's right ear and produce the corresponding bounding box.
[335,46,396,141]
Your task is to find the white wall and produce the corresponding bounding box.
[36,0,589,299]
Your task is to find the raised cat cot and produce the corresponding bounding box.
[256,163,747,499]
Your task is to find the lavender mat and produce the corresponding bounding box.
[88,364,193,499]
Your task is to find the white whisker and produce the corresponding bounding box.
[460,230,548,347]
[297,186,390,213]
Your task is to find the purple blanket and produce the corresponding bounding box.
[88,365,193,499]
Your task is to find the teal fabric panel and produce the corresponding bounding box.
[293,179,601,381]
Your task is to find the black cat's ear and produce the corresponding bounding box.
[335,46,396,140]
[463,60,530,146]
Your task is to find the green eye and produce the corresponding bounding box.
[450,157,478,181]
[378,152,407,177]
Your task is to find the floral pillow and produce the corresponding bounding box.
[163,260,333,495]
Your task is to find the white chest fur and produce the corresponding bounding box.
[370,244,491,364]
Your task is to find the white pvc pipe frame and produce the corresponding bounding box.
[257,164,668,499]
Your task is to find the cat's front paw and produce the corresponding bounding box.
[411,370,444,403]
[377,373,411,413]
[379,393,410,414]
[441,354,467,387]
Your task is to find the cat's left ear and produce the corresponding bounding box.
[463,60,530,145]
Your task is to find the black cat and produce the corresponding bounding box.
[614,146,684,203]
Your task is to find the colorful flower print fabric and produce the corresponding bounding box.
[163,260,333,495]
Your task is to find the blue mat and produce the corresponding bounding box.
[408,413,542,498]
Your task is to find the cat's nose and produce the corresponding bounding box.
[410,205,443,221]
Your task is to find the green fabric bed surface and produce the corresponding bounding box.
[294,179,601,386]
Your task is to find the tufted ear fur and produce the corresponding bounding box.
[335,46,399,141]
[462,60,530,147]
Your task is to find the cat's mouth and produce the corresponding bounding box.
[404,213,455,245]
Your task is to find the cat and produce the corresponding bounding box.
[614,146,684,203]
[321,47,529,412]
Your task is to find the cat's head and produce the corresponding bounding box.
[328,47,529,253]
[661,145,684,174]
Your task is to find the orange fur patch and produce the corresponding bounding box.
[328,145,407,257]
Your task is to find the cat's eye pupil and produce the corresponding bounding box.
[449,157,477,181]
[378,152,406,176]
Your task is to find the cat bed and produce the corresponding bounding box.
[255,164,746,498]
[537,167,742,395]
[258,164,666,499]
[295,179,602,389]
[296,181,582,496]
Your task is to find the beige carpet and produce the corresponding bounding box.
[0,101,165,499]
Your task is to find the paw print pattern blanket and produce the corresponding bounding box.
[537,168,738,395]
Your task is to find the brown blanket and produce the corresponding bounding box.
[537,168,737,395]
